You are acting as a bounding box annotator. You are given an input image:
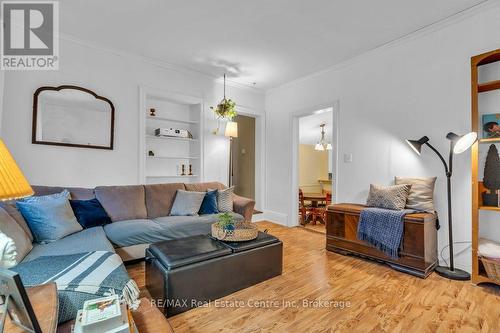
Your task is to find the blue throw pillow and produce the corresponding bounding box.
[16,190,82,244]
[70,198,112,229]
[199,190,219,215]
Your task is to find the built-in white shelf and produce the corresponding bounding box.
[146,115,199,124]
[139,87,204,185]
[146,135,198,142]
[146,175,199,178]
[147,156,200,160]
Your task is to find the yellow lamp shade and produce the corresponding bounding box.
[225,121,238,138]
[0,140,33,200]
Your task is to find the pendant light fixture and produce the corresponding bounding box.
[315,124,332,151]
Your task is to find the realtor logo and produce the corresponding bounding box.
[1,1,59,70]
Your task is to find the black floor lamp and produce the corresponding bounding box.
[406,131,477,280]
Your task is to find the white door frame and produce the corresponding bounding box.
[236,106,266,212]
[290,100,339,227]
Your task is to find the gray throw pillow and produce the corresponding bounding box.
[0,201,33,241]
[170,190,206,216]
[0,207,32,263]
[366,184,411,210]
[216,187,234,212]
[395,177,436,212]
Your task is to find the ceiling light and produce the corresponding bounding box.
[315,142,324,151]
[315,124,331,151]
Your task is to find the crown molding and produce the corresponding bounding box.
[58,32,264,94]
[267,0,497,95]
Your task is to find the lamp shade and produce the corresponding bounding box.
[406,136,429,155]
[0,140,33,200]
[225,121,238,138]
[449,132,477,154]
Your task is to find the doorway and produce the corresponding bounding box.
[231,114,256,200]
[291,101,339,232]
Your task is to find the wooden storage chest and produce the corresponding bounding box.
[326,203,438,278]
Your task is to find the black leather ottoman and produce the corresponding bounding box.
[145,232,283,316]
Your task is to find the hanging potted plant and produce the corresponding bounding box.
[482,144,500,206]
[211,97,236,120]
[211,74,237,134]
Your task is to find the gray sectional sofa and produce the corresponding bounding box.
[1,181,255,263]
[0,181,254,323]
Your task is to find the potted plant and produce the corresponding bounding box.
[210,98,236,120]
[216,212,235,232]
[482,144,500,206]
[210,74,238,135]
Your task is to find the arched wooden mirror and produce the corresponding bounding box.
[32,85,115,150]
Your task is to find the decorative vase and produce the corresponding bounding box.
[482,191,498,207]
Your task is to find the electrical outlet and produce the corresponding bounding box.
[344,153,353,163]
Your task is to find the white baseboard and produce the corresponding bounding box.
[253,209,289,226]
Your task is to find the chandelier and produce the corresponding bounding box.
[315,124,332,151]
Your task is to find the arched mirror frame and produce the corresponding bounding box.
[32,85,115,150]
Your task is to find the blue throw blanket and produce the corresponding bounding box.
[12,251,139,323]
[357,208,414,259]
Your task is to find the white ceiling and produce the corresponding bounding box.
[299,109,333,145]
[59,0,486,89]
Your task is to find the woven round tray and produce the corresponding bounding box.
[211,222,258,242]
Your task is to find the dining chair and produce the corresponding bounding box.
[299,189,310,225]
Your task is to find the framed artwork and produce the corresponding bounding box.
[0,269,41,333]
[482,113,500,139]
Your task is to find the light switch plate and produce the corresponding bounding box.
[344,153,353,163]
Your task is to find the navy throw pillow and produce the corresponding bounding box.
[199,190,219,215]
[69,198,111,229]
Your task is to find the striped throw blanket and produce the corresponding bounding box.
[12,251,140,323]
[357,207,414,259]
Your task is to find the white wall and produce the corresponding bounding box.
[265,2,500,271]
[299,144,328,193]
[0,70,4,135]
[1,38,264,188]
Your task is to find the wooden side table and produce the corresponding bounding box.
[133,298,174,333]
[57,297,174,333]
[5,283,58,333]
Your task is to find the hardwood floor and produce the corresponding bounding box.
[126,221,500,333]
[302,222,326,234]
